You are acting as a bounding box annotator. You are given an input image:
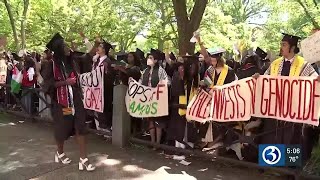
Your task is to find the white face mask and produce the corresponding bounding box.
[147,58,154,66]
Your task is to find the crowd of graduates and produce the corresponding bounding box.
[0,30,320,171]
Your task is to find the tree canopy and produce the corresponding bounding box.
[1,0,319,57]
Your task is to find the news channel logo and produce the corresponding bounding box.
[259,144,285,166]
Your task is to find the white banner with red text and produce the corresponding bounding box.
[125,78,168,118]
[79,64,104,113]
[186,76,320,126]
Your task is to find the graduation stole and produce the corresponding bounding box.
[270,55,305,76]
[53,60,75,115]
[210,64,229,88]
[178,79,198,116]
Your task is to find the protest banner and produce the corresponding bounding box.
[79,64,104,112]
[254,75,320,126]
[125,78,168,118]
[186,89,212,123]
[186,78,252,123]
[186,76,320,126]
[208,78,252,122]
[301,31,320,64]
[0,59,7,84]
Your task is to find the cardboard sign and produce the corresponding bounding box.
[0,59,7,84]
[254,75,320,126]
[79,64,104,112]
[301,31,320,64]
[125,78,168,117]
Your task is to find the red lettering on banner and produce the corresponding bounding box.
[282,79,290,118]
[289,80,298,119]
[197,93,209,119]
[245,79,256,114]
[275,78,283,117]
[190,92,203,116]
[219,90,226,120]
[200,96,211,119]
[228,86,235,119]
[156,84,165,100]
[297,79,304,120]
[231,85,240,118]
[311,79,320,122]
[260,78,268,115]
[303,80,312,120]
[224,88,231,120]
[267,78,276,116]
[85,88,92,108]
[236,84,246,118]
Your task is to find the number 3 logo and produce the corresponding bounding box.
[262,146,281,165]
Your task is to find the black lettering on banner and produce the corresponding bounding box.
[92,69,100,87]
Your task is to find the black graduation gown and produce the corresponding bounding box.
[260,62,302,145]
[41,58,87,141]
[91,58,116,129]
[236,64,262,80]
[167,72,198,144]
[119,66,141,86]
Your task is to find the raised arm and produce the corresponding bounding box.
[196,36,210,61]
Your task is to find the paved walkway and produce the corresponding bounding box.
[0,112,284,180]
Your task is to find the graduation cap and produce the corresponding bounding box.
[281,33,301,46]
[100,39,113,53]
[182,55,200,65]
[149,48,160,60]
[169,52,176,61]
[135,48,145,60]
[158,50,165,61]
[46,33,64,52]
[207,47,225,57]
[12,53,21,61]
[71,51,85,57]
[255,47,267,59]
[116,52,128,61]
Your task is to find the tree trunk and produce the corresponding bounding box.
[172,0,208,55]
[21,0,30,50]
[3,0,19,51]
[157,37,164,51]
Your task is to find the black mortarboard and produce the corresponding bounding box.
[169,52,176,61]
[12,53,21,61]
[116,52,128,61]
[160,51,165,61]
[101,39,113,54]
[182,55,200,65]
[46,33,64,52]
[135,48,145,60]
[281,33,301,46]
[255,47,267,59]
[71,51,85,57]
[150,48,160,60]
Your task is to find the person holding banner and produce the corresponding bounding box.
[196,35,238,152]
[42,33,95,171]
[90,38,116,133]
[255,33,319,163]
[167,55,200,151]
[140,48,170,149]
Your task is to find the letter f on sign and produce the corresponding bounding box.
[156,84,165,100]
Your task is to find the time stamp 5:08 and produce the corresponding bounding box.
[259,144,302,167]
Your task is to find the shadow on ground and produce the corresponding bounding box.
[0,112,284,180]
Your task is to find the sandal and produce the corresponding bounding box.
[54,151,71,164]
[79,157,95,171]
